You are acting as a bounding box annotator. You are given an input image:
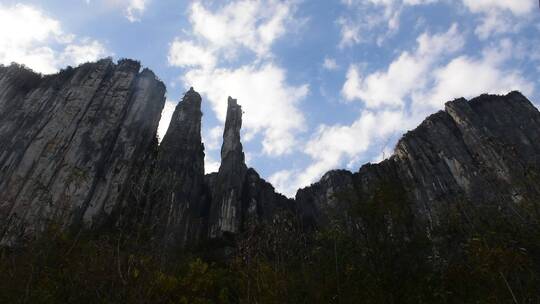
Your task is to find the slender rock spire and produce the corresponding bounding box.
[208,97,248,239]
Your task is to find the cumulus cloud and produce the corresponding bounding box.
[60,39,108,65]
[185,63,308,155]
[167,0,294,67]
[415,39,534,109]
[168,40,216,69]
[272,110,411,197]
[193,0,293,58]
[168,0,308,156]
[0,4,107,74]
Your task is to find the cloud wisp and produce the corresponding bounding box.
[0,3,108,74]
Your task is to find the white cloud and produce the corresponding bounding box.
[342,25,533,114]
[273,109,410,197]
[203,126,224,151]
[269,169,295,197]
[189,0,295,60]
[168,40,216,69]
[299,110,407,185]
[0,4,107,74]
[322,57,339,70]
[126,0,149,22]
[342,24,464,108]
[185,63,308,156]
[84,0,149,22]
[271,24,535,197]
[462,0,534,15]
[205,154,221,174]
[157,100,177,141]
[168,0,299,69]
[168,0,308,157]
[61,39,108,66]
[415,39,535,108]
[461,0,534,39]
[338,0,438,46]
[337,17,361,48]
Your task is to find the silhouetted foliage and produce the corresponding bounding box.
[1,189,540,303]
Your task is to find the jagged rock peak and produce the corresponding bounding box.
[221,96,244,162]
[161,87,203,146]
[147,87,206,248]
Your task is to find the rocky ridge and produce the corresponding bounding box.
[296,92,540,232]
[1,60,540,249]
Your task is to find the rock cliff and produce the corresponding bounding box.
[1,59,539,250]
[296,91,540,234]
[0,59,165,243]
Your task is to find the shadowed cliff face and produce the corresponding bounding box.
[147,87,206,247]
[1,59,540,250]
[208,97,247,238]
[0,60,166,243]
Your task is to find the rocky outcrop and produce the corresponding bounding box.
[296,92,540,232]
[1,59,540,252]
[0,59,166,243]
[206,97,293,241]
[0,57,293,248]
[208,97,248,238]
[146,87,206,247]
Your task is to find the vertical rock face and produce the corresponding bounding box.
[208,97,248,238]
[295,170,357,226]
[147,88,206,247]
[0,63,292,247]
[0,60,166,243]
[296,92,540,232]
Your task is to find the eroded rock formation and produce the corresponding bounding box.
[1,59,539,250]
[206,97,292,242]
[296,92,540,233]
[208,97,248,238]
[0,59,165,243]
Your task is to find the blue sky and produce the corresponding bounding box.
[1,0,539,196]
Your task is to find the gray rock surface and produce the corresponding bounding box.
[147,87,206,247]
[296,92,540,233]
[206,97,293,240]
[1,59,539,251]
[208,97,248,238]
[0,59,166,243]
